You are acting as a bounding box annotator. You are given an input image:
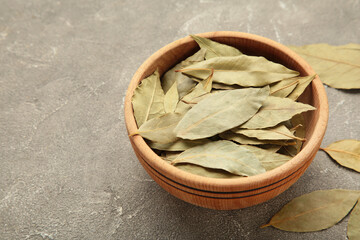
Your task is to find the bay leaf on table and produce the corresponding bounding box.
[172,140,265,176]
[190,35,242,59]
[262,189,360,232]
[219,131,295,146]
[241,96,315,129]
[242,145,292,171]
[131,113,183,144]
[288,43,360,89]
[177,55,299,87]
[321,139,360,173]
[164,81,179,113]
[174,86,270,140]
[132,69,165,127]
[232,124,303,141]
[147,138,211,151]
[161,49,206,98]
[348,199,360,240]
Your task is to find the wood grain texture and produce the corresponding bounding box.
[124,31,329,210]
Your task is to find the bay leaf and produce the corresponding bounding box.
[212,82,243,90]
[287,74,316,100]
[242,145,291,171]
[175,70,214,114]
[270,77,299,98]
[262,189,360,232]
[190,35,242,59]
[176,163,240,178]
[291,113,306,153]
[174,86,270,140]
[232,124,303,141]
[177,55,299,87]
[321,139,360,173]
[348,199,360,240]
[164,81,179,113]
[219,131,295,146]
[259,144,282,153]
[131,113,183,144]
[147,138,211,151]
[172,140,265,176]
[161,49,206,98]
[132,70,165,127]
[288,44,360,89]
[241,96,315,129]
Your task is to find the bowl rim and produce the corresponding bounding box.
[124,31,329,191]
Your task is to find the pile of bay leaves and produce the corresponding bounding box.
[131,35,317,178]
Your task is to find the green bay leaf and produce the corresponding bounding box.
[172,140,265,176]
[174,86,269,140]
[262,189,360,232]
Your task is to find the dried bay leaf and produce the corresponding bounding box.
[287,74,316,100]
[348,199,360,240]
[270,77,299,98]
[241,96,315,129]
[212,82,242,90]
[191,35,242,59]
[175,70,214,114]
[172,140,265,176]
[242,145,291,171]
[175,86,270,140]
[321,139,360,173]
[132,70,165,127]
[232,124,302,141]
[164,81,179,113]
[132,113,183,144]
[175,163,240,179]
[219,131,295,146]
[289,44,360,89]
[178,55,299,87]
[148,138,211,151]
[162,49,206,98]
[291,114,306,153]
[262,189,360,232]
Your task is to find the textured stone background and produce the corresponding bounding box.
[0,0,359,239]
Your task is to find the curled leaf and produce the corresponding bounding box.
[321,139,360,173]
[262,189,360,232]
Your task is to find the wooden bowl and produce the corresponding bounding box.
[124,32,328,210]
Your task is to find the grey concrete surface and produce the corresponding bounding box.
[0,0,359,239]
